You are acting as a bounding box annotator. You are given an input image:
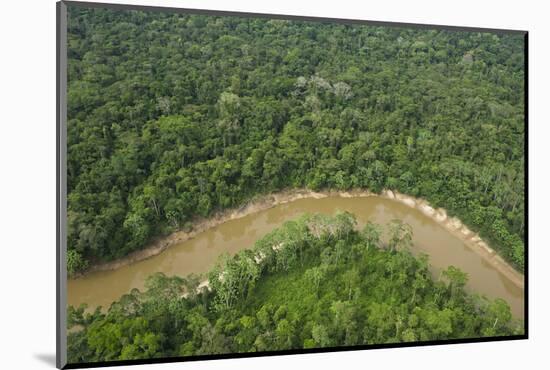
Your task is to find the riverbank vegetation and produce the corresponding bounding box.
[66,6,525,275]
[67,214,521,362]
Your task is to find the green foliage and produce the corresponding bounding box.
[65,7,524,364]
[387,219,413,252]
[66,7,525,274]
[68,215,522,362]
[67,249,88,276]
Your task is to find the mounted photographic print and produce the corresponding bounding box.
[56,1,527,368]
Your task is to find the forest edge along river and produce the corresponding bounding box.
[68,189,525,317]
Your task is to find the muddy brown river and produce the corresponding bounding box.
[68,196,524,317]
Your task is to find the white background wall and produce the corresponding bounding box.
[0,0,547,368]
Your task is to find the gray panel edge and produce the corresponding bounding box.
[57,1,68,368]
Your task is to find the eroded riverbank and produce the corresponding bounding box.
[68,189,524,317]
[74,189,523,288]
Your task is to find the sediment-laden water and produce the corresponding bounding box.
[68,195,524,317]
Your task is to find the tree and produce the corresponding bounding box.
[66,6,525,359]
[66,7,524,275]
[482,298,513,336]
[343,269,361,300]
[387,219,413,252]
[67,249,88,275]
[68,215,519,362]
[311,324,331,347]
[304,266,326,297]
[197,194,212,217]
[442,266,469,299]
[333,211,357,240]
[119,332,162,360]
[217,92,241,147]
[123,212,150,248]
[361,222,382,250]
[330,300,359,344]
[275,319,295,349]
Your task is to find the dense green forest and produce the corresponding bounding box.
[66,5,525,276]
[67,213,521,362]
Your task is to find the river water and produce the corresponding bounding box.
[67,196,524,317]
